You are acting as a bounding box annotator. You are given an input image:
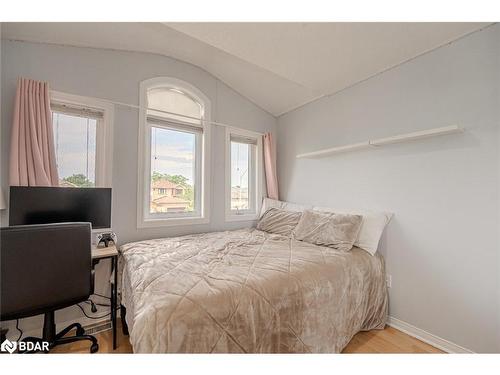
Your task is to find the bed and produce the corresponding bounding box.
[120,228,388,353]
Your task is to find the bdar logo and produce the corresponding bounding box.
[1,339,17,354]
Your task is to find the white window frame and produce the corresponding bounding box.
[225,127,263,222]
[137,77,211,228]
[50,90,114,188]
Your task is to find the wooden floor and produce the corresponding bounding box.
[51,322,443,354]
[343,327,443,353]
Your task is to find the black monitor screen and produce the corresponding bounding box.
[9,186,111,229]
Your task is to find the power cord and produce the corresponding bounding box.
[90,300,98,313]
[92,292,111,300]
[15,319,23,341]
[86,293,112,312]
[83,300,111,308]
[77,290,119,319]
[77,299,120,320]
[76,303,112,320]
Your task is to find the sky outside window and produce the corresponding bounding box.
[52,112,97,185]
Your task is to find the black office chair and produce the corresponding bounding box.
[0,223,99,353]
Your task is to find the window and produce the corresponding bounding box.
[149,124,199,215]
[50,91,113,188]
[225,128,263,221]
[138,78,211,227]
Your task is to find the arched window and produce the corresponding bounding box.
[147,87,202,124]
[137,78,211,227]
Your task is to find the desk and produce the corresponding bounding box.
[91,245,118,350]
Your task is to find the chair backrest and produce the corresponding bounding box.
[1,222,92,321]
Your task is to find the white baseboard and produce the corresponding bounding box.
[19,315,116,339]
[387,316,473,353]
[10,307,121,341]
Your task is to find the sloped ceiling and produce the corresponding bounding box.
[1,22,490,116]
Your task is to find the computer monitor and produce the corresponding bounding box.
[9,186,112,229]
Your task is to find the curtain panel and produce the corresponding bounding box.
[263,132,279,200]
[9,77,59,187]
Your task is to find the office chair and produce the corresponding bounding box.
[1,223,99,353]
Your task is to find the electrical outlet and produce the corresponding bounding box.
[386,274,392,288]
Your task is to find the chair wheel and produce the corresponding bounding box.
[76,327,85,336]
[90,343,99,353]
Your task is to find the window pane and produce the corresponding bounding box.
[52,112,97,187]
[147,88,201,125]
[231,142,250,211]
[150,126,196,214]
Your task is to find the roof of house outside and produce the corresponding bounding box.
[59,180,78,187]
[151,179,183,189]
[231,186,248,199]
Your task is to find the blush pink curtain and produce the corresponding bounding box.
[263,132,279,200]
[10,78,59,187]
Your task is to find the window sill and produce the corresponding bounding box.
[225,213,259,222]
[138,216,210,228]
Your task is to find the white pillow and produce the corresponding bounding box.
[313,206,393,255]
[260,198,312,217]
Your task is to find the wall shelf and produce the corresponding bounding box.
[296,125,464,159]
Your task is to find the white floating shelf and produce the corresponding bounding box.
[296,141,371,159]
[296,125,464,159]
[369,125,464,146]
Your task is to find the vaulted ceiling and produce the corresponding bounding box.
[1,22,490,116]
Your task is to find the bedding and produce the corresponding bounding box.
[260,197,312,217]
[257,207,302,236]
[293,210,362,251]
[261,198,393,255]
[120,228,388,353]
[313,207,393,255]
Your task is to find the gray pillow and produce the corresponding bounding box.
[257,208,302,236]
[293,210,363,251]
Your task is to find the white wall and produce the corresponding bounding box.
[0,40,276,335]
[277,25,500,353]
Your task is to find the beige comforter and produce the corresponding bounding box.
[120,228,388,353]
